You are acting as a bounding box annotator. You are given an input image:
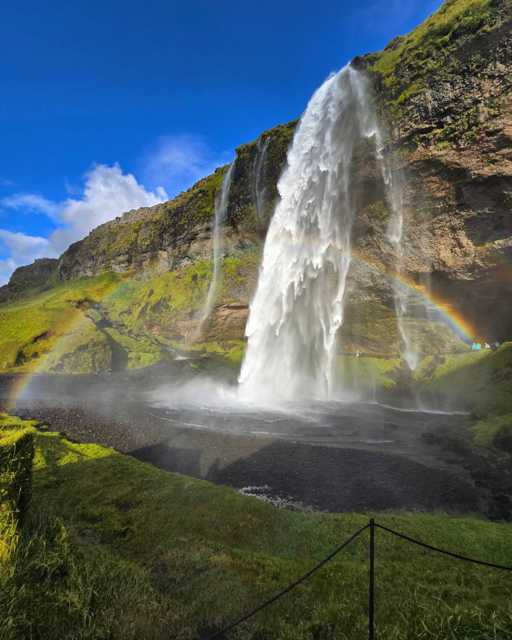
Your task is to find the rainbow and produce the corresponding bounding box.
[3,249,480,411]
[350,249,478,344]
[3,275,124,411]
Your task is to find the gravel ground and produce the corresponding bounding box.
[1,367,510,518]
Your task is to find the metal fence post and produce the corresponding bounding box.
[369,518,375,640]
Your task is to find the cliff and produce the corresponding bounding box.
[57,122,296,281]
[0,0,510,403]
[361,0,512,344]
[0,258,58,304]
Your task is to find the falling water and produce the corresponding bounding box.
[252,136,270,222]
[378,143,420,370]
[195,161,236,336]
[239,66,380,402]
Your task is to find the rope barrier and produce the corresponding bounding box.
[203,523,369,640]
[199,519,511,640]
[376,522,512,571]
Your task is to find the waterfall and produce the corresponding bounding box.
[377,142,420,370]
[195,161,235,336]
[239,66,379,402]
[252,136,270,222]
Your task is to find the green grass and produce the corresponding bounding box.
[415,343,512,417]
[337,356,401,392]
[0,417,36,564]
[370,0,493,90]
[1,416,512,639]
[0,247,259,375]
[472,414,512,452]
[103,249,259,357]
[0,273,122,373]
[183,340,246,365]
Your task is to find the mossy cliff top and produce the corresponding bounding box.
[360,0,512,146]
[368,0,497,89]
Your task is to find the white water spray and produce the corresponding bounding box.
[239,66,380,402]
[196,161,236,335]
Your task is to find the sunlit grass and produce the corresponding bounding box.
[1,415,512,639]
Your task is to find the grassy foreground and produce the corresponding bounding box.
[1,416,512,640]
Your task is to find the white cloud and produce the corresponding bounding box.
[141,134,231,196]
[0,229,52,256]
[50,163,167,253]
[0,163,168,284]
[0,257,17,287]
[0,193,59,219]
[0,230,53,285]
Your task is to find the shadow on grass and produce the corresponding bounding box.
[130,437,481,516]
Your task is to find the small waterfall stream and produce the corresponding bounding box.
[252,136,270,222]
[377,138,421,370]
[196,161,236,336]
[239,66,380,402]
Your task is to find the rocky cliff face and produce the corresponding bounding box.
[57,122,296,282]
[363,0,512,344]
[0,258,58,304]
[0,0,511,373]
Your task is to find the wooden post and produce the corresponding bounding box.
[369,519,375,640]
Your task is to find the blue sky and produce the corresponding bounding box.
[0,0,442,283]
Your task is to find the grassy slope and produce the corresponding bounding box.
[415,344,512,415]
[1,415,512,640]
[0,274,122,373]
[0,249,258,374]
[369,0,494,95]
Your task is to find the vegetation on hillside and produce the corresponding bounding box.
[58,168,228,281]
[1,414,512,640]
[369,0,494,91]
[365,0,511,147]
[0,247,261,375]
[0,274,122,373]
[415,343,512,417]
